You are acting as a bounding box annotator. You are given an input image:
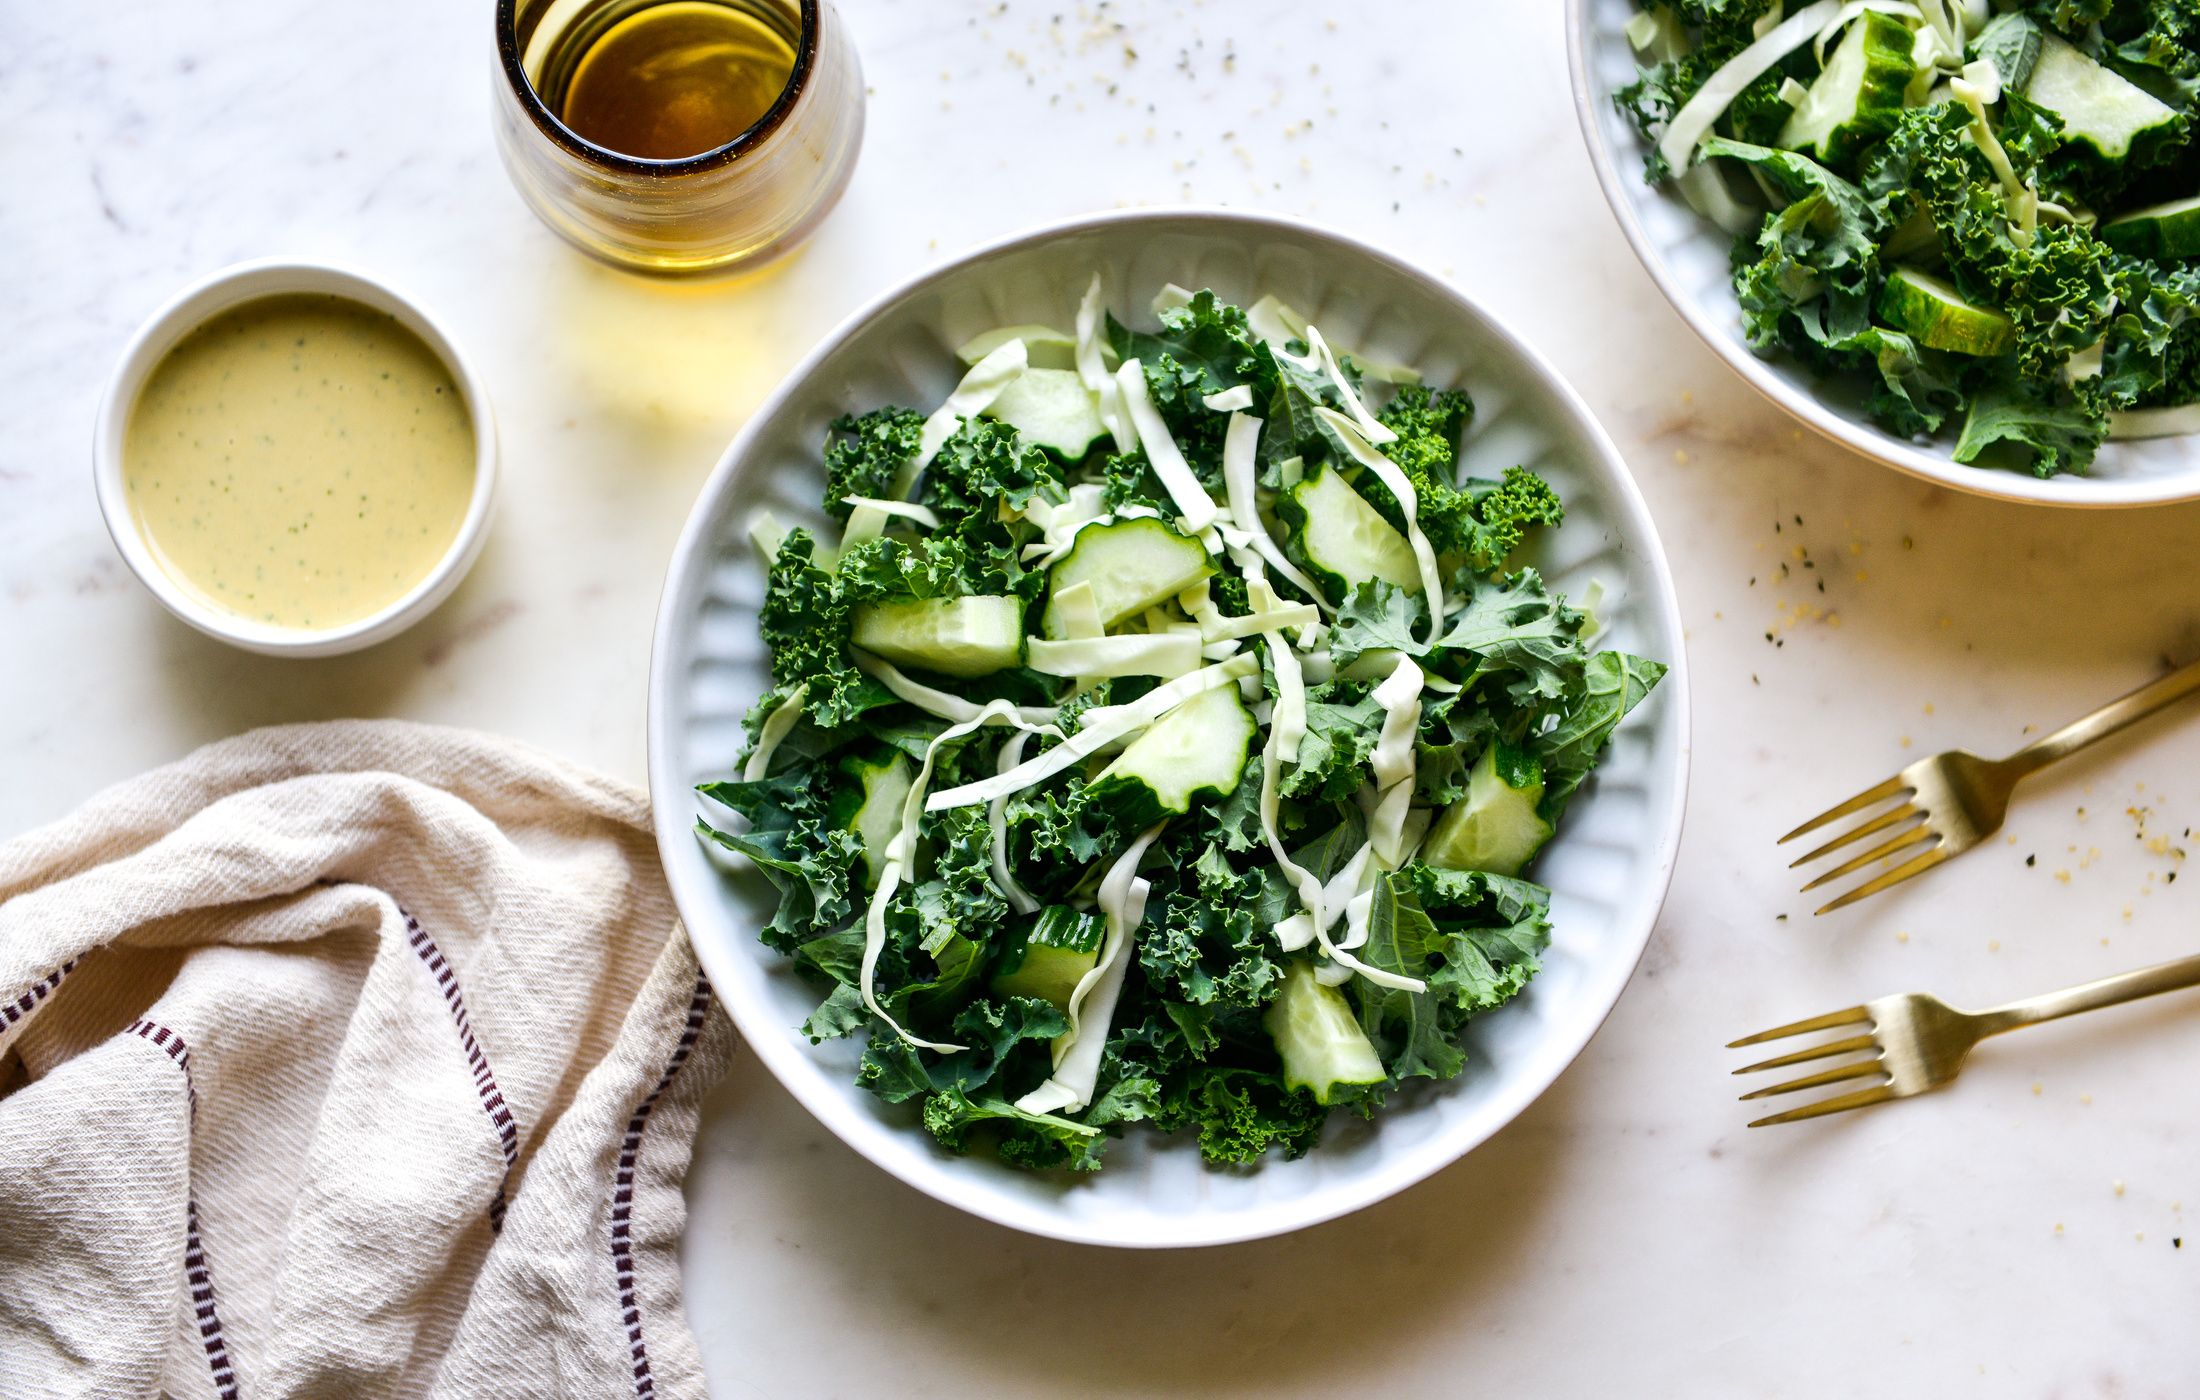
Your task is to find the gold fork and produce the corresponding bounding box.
[1781,656,2200,914]
[1730,951,2200,1127]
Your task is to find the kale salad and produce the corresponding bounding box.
[1616,0,2200,475]
[699,281,1664,1172]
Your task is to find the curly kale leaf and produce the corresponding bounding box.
[1280,680,1386,801]
[821,407,923,521]
[759,530,893,729]
[695,764,862,953]
[1183,1068,1328,1165]
[1954,369,2110,476]
[1330,580,1429,670]
[922,1088,1108,1171]
[1356,865,1553,1082]
[1437,568,1590,704]
[919,416,1064,518]
[1533,651,1669,821]
[1358,385,1565,574]
[1137,844,1290,1010]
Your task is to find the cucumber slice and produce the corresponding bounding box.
[2101,195,2200,262]
[991,906,1104,1012]
[851,595,1025,678]
[1422,742,1553,878]
[1275,464,1419,600]
[1087,684,1256,822]
[2025,34,2180,163]
[983,367,1107,458]
[1876,266,2016,357]
[1040,517,1214,639]
[1778,10,1918,169]
[1264,961,1386,1104]
[832,752,912,889]
[957,324,1079,371]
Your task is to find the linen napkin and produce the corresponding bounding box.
[0,720,735,1400]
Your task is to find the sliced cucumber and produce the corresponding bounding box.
[1778,10,1918,169]
[957,324,1079,371]
[983,367,1107,459]
[1276,463,1419,600]
[1040,516,1214,639]
[833,752,912,889]
[851,595,1025,678]
[1422,742,1553,878]
[2025,34,2180,163]
[1876,266,2016,357]
[2101,195,2200,262]
[991,906,1104,1012]
[1265,961,1386,1104]
[1087,683,1256,822]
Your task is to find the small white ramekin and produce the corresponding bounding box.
[93,259,500,656]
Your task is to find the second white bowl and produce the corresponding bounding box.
[1568,0,2200,508]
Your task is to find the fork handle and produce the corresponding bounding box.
[1977,951,2200,1037]
[2006,655,2200,774]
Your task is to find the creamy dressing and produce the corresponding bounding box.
[123,293,475,631]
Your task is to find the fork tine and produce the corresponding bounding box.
[1738,1058,1889,1101]
[1732,1033,1877,1075]
[1747,1083,1897,1129]
[1778,775,1908,844]
[1727,1005,1870,1048]
[1798,825,1937,892]
[1787,803,1920,869]
[1814,845,1955,916]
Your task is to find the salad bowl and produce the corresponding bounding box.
[648,208,1689,1246]
[1567,0,2200,508]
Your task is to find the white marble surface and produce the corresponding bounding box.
[5,1,2197,1393]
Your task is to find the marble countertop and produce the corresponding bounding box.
[6,0,2196,1392]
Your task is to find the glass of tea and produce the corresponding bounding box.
[494,0,863,276]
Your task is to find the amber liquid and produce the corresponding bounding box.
[549,1,796,160]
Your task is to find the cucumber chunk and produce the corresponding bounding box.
[851,595,1025,678]
[1876,266,2016,357]
[833,753,912,889]
[1265,961,1386,1104]
[1276,463,1419,599]
[1422,742,1553,878]
[991,906,1104,1012]
[957,324,1079,371]
[2101,195,2200,262]
[1778,10,1918,169]
[1040,517,1214,639]
[983,367,1107,458]
[2025,34,2180,163]
[1087,684,1256,822]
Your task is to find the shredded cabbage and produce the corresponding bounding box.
[900,339,1027,495]
[1203,384,1255,412]
[1316,406,1446,638]
[863,699,1055,1052]
[1219,411,1331,610]
[925,655,1259,811]
[1115,359,1221,532]
[989,732,1042,916]
[741,682,810,781]
[1076,274,1135,455]
[851,651,1059,726]
[1656,0,1843,176]
[1015,821,1164,1116]
[1025,633,1204,679]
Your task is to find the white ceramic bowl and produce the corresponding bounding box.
[649,209,1691,1247]
[1567,0,2200,507]
[94,259,499,656]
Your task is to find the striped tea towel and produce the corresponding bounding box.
[0,721,734,1399]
